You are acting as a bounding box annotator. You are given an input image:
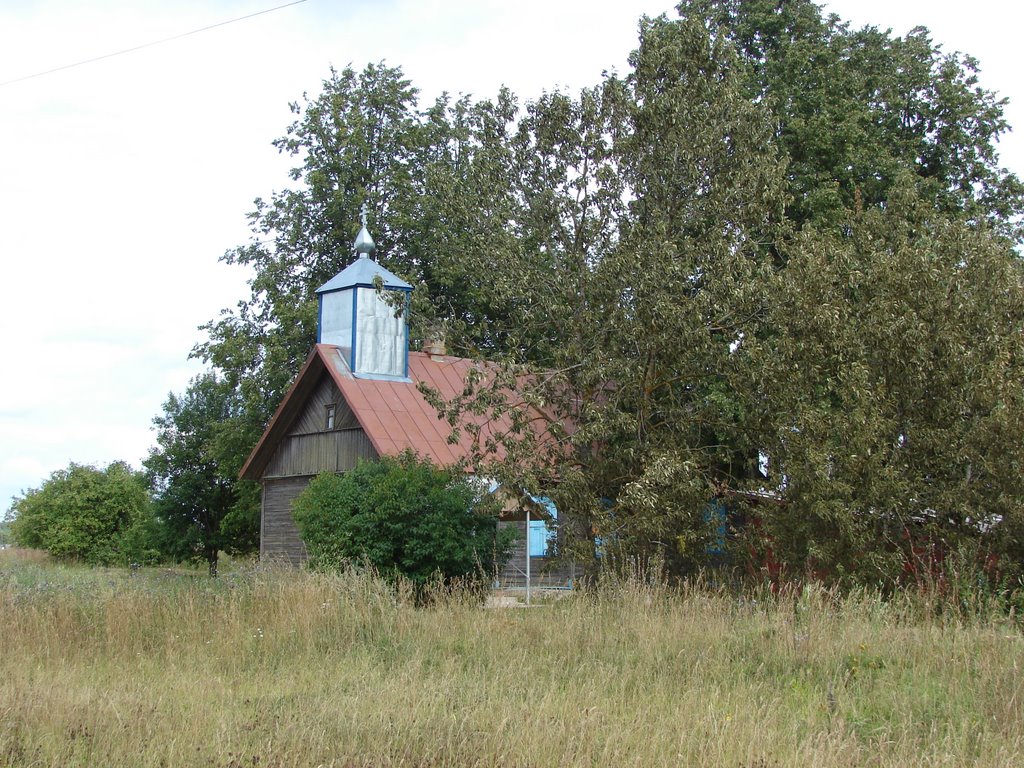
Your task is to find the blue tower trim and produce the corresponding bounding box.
[349,287,358,372]
[313,213,413,380]
[402,293,410,378]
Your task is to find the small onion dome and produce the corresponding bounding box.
[354,202,375,257]
[354,224,375,257]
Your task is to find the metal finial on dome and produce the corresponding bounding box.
[354,202,375,258]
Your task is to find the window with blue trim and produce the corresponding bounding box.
[704,499,728,556]
[527,496,558,557]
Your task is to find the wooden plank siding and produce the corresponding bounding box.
[255,363,571,582]
[261,476,313,564]
[260,371,379,562]
[263,430,377,478]
[289,375,359,435]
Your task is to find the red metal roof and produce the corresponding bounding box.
[240,344,530,480]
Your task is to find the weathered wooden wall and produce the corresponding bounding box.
[260,371,378,563]
[261,476,313,564]
[264,430,376,478]
[290,376,359,434]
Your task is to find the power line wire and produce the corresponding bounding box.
[0,0,310,88]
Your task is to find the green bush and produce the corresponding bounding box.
[7,461,158,565]
[292,453,515,588]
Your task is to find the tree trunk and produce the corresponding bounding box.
[206,548,218,578]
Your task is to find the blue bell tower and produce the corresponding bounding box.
[315,205,412,380]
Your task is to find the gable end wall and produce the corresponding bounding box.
[289,375,359,435]
[260,371,378,562]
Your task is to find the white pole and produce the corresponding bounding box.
[525,507,531,606]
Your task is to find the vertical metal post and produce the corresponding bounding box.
[525,507,531,606]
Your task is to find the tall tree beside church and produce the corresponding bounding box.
[195,64,433,442]
[430,9,1024,581]
[420,83,630,362]
[585,9,786,564]
[145,374,256,576]
[430,11,787,571]
[196,5,1024,434]
[192,64,537,479]
[193,5,1024,580]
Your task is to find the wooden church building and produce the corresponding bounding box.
[239,213,569,586]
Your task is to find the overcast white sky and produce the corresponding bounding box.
[1,0,1022,511]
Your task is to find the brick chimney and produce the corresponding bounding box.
[423,332,447,361]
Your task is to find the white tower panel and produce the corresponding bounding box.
[353,286,406,378]
[319,289,353,352]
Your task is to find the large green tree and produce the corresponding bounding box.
[432,9,1024,582]
[194,4,1024,583]
[434,9,787,572]
[747,179,1024,583]
[197,65,436,426]
[682,0,1024,239]
[145,374,258,576]
[194,63,485,480]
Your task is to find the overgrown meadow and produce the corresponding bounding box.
[1,548,1021,768]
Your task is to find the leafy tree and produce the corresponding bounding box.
[292,453,514,590]
[681,0,1024,239]
[428,9,1024,584]
[199,5,1024,396]
[194,64,439,457]
[194,5,1024,585]
[7,461,156,565]
[746,177,1024,584]
[415,83,631,363]
[193,64,529,492]
[145,374,258,576]
[432,9,786,573]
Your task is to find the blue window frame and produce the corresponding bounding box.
[527,496,558,557]
[704,499,728,556]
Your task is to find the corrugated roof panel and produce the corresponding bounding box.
[338,379,373,412]
[375,381,407,413]
[393,380,425,413]
[434,360,469,397]
[370,387,412,447]
[411,406,445,441]
[375,437,399,457]
[409,354,446,390]
[357,407,386,435]
[376,410,408,445]
[427,440,457,467]
[399,414,430,447]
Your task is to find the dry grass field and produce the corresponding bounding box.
[1,548,1021,767]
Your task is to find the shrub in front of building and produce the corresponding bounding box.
[292,452,514,591]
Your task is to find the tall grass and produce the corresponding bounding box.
[1,549,1021,767]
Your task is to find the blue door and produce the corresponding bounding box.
[527,496,557,557]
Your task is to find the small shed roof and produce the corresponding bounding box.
[239,344,533,481]
[316,257,412,294]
